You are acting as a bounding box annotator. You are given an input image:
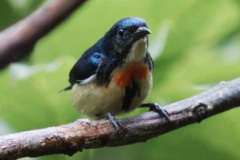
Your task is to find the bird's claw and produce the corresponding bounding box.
[106,112,124,135]
[140,103,170,122]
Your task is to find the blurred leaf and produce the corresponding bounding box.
[0,0,21,29]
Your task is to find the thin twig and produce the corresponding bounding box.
[0,0,87,70]
[0,78,240,159]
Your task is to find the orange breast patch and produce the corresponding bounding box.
[113,63,148,89]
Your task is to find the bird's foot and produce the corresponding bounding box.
[140,103,170,122]
[106,112,124,135]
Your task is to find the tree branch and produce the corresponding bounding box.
[0,0,87,70]
[0,78,240,159]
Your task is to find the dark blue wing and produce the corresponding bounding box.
[69,52,105,85]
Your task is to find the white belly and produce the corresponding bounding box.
[71,72,152,118]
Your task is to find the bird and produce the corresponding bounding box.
[62,17,170,132]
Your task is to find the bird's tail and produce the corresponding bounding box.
[59,85,72,93]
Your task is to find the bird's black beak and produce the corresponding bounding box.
[133,27,152,39]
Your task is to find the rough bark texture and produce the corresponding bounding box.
[0,78,240,159]
[0,0,87,70]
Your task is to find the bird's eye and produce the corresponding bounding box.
[118,29,124,36]
[93,53,102,59]
[94,55,101,59]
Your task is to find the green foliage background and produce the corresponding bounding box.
[1,0,240,159]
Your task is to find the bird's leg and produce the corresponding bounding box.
[105,112,124,134]
[139,103,170,122]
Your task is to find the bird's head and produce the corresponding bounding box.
[102,17,151,58]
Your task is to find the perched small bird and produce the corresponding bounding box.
[63,17,169,132]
